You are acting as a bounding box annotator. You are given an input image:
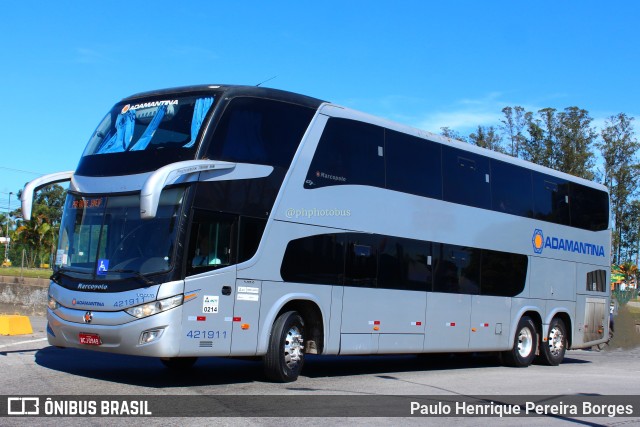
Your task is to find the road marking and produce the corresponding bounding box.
[0,337,47,349]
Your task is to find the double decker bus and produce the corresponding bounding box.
[22,85,611,382]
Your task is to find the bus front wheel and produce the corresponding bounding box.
[502,316,537,367]
[264,311,305,382]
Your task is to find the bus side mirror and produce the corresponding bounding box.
[21,171,74,220]
[140,160,236,219]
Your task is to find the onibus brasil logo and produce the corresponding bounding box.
[532,229,605,257]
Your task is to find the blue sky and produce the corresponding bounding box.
[1,1,639,213]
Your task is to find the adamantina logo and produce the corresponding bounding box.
[531,228,605,257]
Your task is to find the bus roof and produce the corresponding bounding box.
[122,84,606,193]
[123,84,326,110]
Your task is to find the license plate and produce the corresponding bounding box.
[79,333,102,346]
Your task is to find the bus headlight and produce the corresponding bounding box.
[48,295,60,310]
[125,295,183,319]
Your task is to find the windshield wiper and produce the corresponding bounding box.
[50,268,68,285]
[50,267,91,284]
[105,269,156,286]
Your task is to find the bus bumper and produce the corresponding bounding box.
[46,306,183,358]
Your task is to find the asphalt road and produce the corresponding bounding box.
[1,315,639,426]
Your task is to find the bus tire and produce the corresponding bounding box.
[502,316,537,367]
[264,311,305,382]
[538,317,567,366]
[160,357,197,370]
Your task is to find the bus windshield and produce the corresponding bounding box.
[83,95,215,157]
[55,188,185,278]
[76,94,216,177]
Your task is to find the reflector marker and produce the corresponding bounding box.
[446,322,456,327]
[368,320,381,325]
[233,317,241,322]
[411,321,422,326]
[480,323,489,327]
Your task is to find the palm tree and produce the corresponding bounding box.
[14,214,55,268]
[619,262,638,288]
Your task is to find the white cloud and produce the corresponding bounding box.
[412,93,546,134]
[414,93,508,134]
[417,110,503,134]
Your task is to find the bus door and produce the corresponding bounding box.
[180,211,238,356]
[182,270,236,356]
[576,264,609,347]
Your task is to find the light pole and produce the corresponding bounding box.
[4,191,12,263]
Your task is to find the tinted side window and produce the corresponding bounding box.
[570,183,609,231]
[481,250,528,297]
[345,234,378,287]
[386,130,443,199]
[305,119,385,189]
[433,244,481,294]
[206,97,315,168]
[442,147,491,210]
[491,160,533,217]
[186,211,238,276]
[280,234,345,285]
[237,217,267,263]
[533,172,570,225]
[586,269,607,292]
[378,237,432,291]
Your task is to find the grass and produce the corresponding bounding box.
[0,266,52,279]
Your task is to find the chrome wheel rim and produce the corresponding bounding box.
[284,325,303,369]
[547,325,564,357]
[517,327,533,358]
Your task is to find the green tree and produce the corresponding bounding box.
[501,106,528,157]
[538,107,561,170]
[627,200,640,266]
[440,127,468,143]
[13,184,66,267]
[520,112,547,166]
[599,113,640,263]
[519,108,560,170]
[469,125,505,153]
[555,107,597,180]
[517,107,597,180]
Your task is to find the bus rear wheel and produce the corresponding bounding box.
[502,316,537,367]
[264,311,305,382]
[538,318,567,366]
